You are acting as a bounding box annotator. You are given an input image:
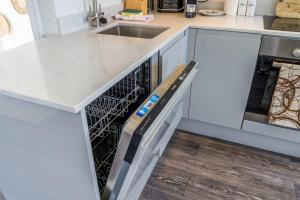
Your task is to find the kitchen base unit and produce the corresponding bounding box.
[0,58,198,200]
[188,30,261,130]
[0,96,98,200]
[178,118,300,158]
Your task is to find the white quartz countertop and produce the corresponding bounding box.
[1,13,299,113]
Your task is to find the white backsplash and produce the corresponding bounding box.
[37,0,123,36]
[38,0,277,36]
[198,0,277,16]
[255,0,277,16]
[85,0,122,8]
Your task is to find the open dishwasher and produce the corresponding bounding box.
[84,59,198,200]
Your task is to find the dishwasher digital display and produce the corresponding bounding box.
[136,94,160,117]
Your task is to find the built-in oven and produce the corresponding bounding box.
[243,35,300,142]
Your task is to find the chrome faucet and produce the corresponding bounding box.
[88,0,107,27]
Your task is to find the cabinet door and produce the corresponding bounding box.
[189,30,261,129]
[182,29,196,118]
[160,32,188,80]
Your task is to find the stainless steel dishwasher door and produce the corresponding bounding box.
[121,102,184,200]
[103,61,199,200]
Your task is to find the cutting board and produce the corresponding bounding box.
[276,0,300,18]
[125,0,147,15]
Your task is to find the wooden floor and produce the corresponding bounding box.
[140,131,300,200]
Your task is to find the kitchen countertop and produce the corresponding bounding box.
[1,13,300,113]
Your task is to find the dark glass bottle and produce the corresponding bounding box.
[186,0,197,18]
[148,0,154,14]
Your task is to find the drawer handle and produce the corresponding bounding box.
[292,48,300,58]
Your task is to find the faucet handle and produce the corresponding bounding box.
[99,17,107,24]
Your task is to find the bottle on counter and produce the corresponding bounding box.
[148,0,154,14]
[186,0,197,18]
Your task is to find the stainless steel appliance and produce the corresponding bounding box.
[157,0,185,13]
[98,25,168,39]
[84,57,198,200]
[244,35,300,128]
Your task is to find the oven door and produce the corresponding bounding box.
[102,61,198,200]
[243,57,300,143]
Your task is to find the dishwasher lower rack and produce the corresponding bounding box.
[92,123,122,194]
[85,66,144,142]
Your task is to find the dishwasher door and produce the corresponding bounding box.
[102,61,199,200]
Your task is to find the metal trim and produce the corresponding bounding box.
[157,6,185,12]
[260,35,300,60]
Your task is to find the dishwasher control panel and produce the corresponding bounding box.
[136,94,160,118]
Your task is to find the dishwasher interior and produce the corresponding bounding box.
[84,60,152,195]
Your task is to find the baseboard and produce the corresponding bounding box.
[178,118,300,158]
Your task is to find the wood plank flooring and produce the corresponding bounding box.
[140,131,300,200]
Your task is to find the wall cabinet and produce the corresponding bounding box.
[189,30,261,130]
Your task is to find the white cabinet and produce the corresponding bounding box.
[183,29,197,118]
[189,30,261,130]
[160,31,188,80]
[159,30,196,118]
[159,30,190,118]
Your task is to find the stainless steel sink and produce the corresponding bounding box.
[97,25,168,39]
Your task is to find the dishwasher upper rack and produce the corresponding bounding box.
[85,66,143,142]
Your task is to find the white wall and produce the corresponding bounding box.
[255,0,277,16]
[53,0,123,17]
[33,0,123,36]
[97,0,122,7]
[35,0,59,36]
[50,0,275,18]
[53,0,85,17]
[201,0,277,16]
[0,41,3,51]
[0,0,34,50]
